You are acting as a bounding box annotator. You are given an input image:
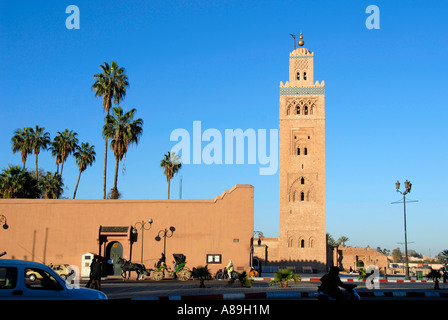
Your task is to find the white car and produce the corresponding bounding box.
[0,259,107,300]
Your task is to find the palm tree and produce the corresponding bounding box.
[38,171,64,199]
[0,165,39,199]
[92,61,129,199]
[191,265,212,288]
[269,269,301,288]
[11,127,33,170]
[160,151,182,199]
[51,129,79,178]
[29,125,51,180]
[72,142,96,199]
[337,236,349,247]
[103,106,143,198]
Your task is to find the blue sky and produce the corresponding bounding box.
[1,1,447,256]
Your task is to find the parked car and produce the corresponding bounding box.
[48,263,74,280]
[0,259,107,300]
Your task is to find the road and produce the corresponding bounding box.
[87,277,448,318]
[96,276,448,300]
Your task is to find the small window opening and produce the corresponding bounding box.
[296,72,300,80]
[303,72,307,80]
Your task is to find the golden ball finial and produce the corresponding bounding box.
[298,31,304,47]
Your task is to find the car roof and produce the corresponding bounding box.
[0,259,50,268]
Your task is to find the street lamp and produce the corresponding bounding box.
[0,215,8,230]
[395,180,413,280]
[155,226,175,266]
[132,219,153,264]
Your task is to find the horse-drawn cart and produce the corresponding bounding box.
[150,253,191,281]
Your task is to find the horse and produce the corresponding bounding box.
[117,257,148,280]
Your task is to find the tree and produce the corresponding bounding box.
[73,142,96,199]
[426,269,442,290]
[0,165,39,199]
[160,151,182,199]
[92,61,129,199]
[392,248,403,263]
[11,127,33,170]
[269,269,300,288]
[103,106,143,198]
[51,129,79,178]
[29,125,51,180]
[326,233,337,247]
[437,250,448,263]
[326,233,350,247]
[191,265,211,288]
[376,247,390,256]
[38,171,64,199]
[337,236,349,247]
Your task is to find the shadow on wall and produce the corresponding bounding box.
[253,257,326,273]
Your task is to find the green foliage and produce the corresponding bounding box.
[228,271,253,288]
[192,265,211,288]
[0,166,40,199]
[426,269,442,280]
[160,151,182,199]
[269,269,300,287]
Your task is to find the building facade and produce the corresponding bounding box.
[0,185,254,276]
[254,33,327,272]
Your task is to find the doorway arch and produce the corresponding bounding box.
[106,241,123,276]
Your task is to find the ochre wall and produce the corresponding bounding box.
[0,184,253,275]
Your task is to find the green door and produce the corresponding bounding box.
[108,241,123,276]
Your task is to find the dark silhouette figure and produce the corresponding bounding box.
[318,266,353,300]
[89,257,102,290]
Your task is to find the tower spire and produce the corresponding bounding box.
[298,30,304,47]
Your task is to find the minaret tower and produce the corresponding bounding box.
[278,32,326,270]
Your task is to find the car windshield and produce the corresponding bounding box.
[25,268,63,291]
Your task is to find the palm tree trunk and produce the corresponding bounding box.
[73,170,82,199]
[103,138,108,199]
[35,154,39,180]
[113,157,119,193]
[167,179,170,199]
[60,161,65,178]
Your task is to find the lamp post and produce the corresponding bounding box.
[394,180,413,280]
[0,215,8,230]
[250,231,264,268]
[155,226,175,264]
[132,219,153,264]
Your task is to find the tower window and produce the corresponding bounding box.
[296,106,300,114]
[303,72,307,80]
[300,192,305,201]
[297,148,300,155]
[304,148,308,155]
[301,177,305,184]
[300,239,305,248]
[296,72,300,80]
[304,106,309,115]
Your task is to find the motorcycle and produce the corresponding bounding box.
[317,284,360,301]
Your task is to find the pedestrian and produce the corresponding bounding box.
[226,260,234,279]
[89,257,102,290]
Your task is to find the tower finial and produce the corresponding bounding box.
[298,30,304,47]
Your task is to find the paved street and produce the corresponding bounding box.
[94,275,448,301]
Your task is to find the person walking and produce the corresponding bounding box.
[89,257,102,290]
